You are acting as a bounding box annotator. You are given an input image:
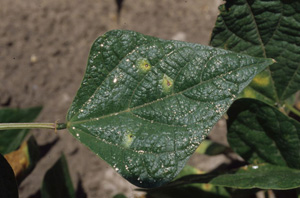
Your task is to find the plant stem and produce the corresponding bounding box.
[0,122,67,131]
[285,102,300,117]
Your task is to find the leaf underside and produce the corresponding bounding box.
[210,0,300,104]
[67,30,273,187]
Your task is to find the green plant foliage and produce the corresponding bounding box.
[159,164,300,190]
[227,98,300,169]
[210,0,300,104]
[66,30,273,187]
[0,107,42,154]
[41,154,75,198]
[210,164,300,190]
[0,154,18,198]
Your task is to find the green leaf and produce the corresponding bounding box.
[0,107,42,154]
[0,154,18,198]
[210,0,300,104]
[41,154,75,198]
[159,164,300,190]
[66,30,273,187]
[227,98,300,169]
[210,164,300,190]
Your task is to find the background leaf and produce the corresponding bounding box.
[227,98,300,169]
[0,107,42,154]
[210,0,300,104]
[210,164,300,190]
[67,30,273,187]
[0,154,18,198]
[4,136,40,184]
[157,164,300,190]
[41,154,75,198]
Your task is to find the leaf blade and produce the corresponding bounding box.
[160,164,300,190]
[67,30,273,187]
[210,0,300,103]
[227,98,300,169]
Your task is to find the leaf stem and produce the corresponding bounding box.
[0,122,67,131]
[285,102,300,117]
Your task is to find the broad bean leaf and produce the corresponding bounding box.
[41,154,75,198]
[157,164,300,190]
[227,98,300,169]
[210,0,300,104]
[209,164,300,190]
[66,30,273,187]
[0,107,42,154]
[0,154,18,198]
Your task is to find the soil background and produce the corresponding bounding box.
[0,1,229,197]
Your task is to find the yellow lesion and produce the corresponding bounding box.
[241,87,256,98]
[137,58,151,73]
[161,74,174,94]
[121,132,134,148]
[201,183,213,191]
[241,166,249,171]
[251,72,270,87]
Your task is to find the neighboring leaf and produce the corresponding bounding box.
[210,164,300,190]
[4,136,39,184]
[227,98,300,169]
[0,154,18,198]
[195,139,230,156]
[210,0,300,103]
[66,30,273,187]
[41,154,75,198]
[157,164,300,190]
[0,107,42,154]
